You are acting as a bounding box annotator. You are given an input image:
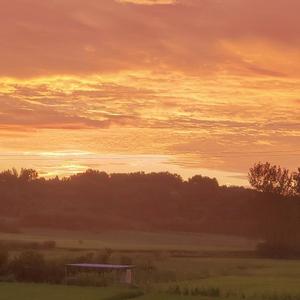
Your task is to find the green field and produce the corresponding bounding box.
[159,257,300,297]
[1,229,300,300]
[0,283,190,300]
[0,283,148,300]
[0,228,258,251]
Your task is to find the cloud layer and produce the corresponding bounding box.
[1,0,300,77]
[0,0,299,184]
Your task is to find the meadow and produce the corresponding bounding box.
[0,228,258,252]
[1,229,300,300]
[0,283,191,300]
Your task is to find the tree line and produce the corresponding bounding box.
[0,162,299,257]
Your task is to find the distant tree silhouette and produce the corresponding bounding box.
[0,165,298,249]
[11,251,45,282]
[294,168,300,195]
[248,162,295,196]
[248,162,300,257]
[188,175,218,191]
[0,168,18,184]
[0,168,38,183]
[19,168,39,182]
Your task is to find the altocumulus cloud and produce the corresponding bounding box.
[1,0,300,77]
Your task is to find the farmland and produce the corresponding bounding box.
[0,283,146,300]
[0,229,300,300]
[0,228,258,252]
[1,257,300,300]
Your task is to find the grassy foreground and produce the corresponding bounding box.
[1,258,300,300]
[0,283,186,300]
[1,229,300,300]
[0,283,124,300]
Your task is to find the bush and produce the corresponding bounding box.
[0,250,9,274]
[10,251,46,282]
[44,260,65,284]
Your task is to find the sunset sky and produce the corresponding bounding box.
[0,0,299,185]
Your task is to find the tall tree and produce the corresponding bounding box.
[248,162,294,196]
[293,168,300,195]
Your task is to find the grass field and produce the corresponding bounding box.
[0,228,258,251]
[2,256,300,300]
[0,283,195,300]
[0,283,140,300]
[1,229,300,300]
[159,257,300,298]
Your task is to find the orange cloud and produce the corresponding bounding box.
[0,73,299,183]
[1,0,300,77]
[0,0,299,184]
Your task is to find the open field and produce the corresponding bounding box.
[158,257,300,297]
[1,256,300,300]
[0,283,140,300]
[0,228,258,252]
[0,283,191,300]
[1,229,300,300]
[2,256,300,300]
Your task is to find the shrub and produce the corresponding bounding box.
[0,250,9,274]
[44,260,65,284]
[10,251,46,282]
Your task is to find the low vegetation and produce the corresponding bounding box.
[1,254,300,300]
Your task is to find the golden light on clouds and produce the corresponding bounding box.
[0,0,299,185]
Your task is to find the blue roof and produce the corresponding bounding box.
[66,263,135,270]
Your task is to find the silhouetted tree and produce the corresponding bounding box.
[0,168,18,184]
[188,175,218,191]
[248,162,294,196]
[19,168,39,182]
[293,168,300,195]
[249,162,300,257]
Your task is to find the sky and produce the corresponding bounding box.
[0,0,299,185]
